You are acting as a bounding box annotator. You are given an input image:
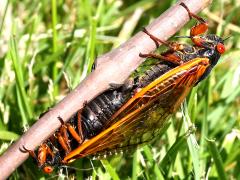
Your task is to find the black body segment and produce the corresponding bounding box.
[81,90,128,138]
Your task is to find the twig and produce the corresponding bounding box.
[0,0,212,178]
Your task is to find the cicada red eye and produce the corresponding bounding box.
[216,43,225,54]
[43,166,54,174]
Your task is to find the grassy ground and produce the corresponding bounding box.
[0,0,239,179]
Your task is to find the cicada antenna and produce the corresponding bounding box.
[174,35,192,39]
[223,36,231,42]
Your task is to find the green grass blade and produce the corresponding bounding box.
[199,80,210,177]
[160,131,187,172]
[182,101,200,180]
[207,139,228,180]
[101,159,120,180]
[16,87,28,125]
[86,17,97,73]
[0,130,19,141]
[10,36,33,122]
[132,150,138,180]
[0,0,9,36]
[51,0,59,97]
[143,146,164,180]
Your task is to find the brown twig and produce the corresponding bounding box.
[0,0,212,178]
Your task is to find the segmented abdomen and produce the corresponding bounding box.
[81,90,128,138]
[81,62,176,139]
[137,63,174,88]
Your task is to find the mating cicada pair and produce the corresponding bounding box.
[21,3,226,174]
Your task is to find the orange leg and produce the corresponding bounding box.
[77,110,84,142]
[66,123,83,144]
[56,132,70,154]
[141,28,185,65]
[37,144,55,173]
[20,145,37,160]
[20,144,54,168]
[45,144,54,159]
[60,124,71,150]
[180,2,208,36]
[58,115,84,145]
[142,27,184,51]
[139,52,183,65]
[57,117,71,154]
[180,3,208,46]
[76,101,87,142]
[37,144,55,167]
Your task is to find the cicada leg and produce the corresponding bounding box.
[57,117,72,154]
[20,145,37,160]
[91,58,97,72]
[139,52,183,65]
[180,2,208,36]
[37,144,53,167]
[142,27,185,51]
[74,109,84,144]
[66,102,86,145]
[180,2,209,47]
[140,28,184,65]
[58,112,85,146]
[37,144,55,173]
[20,143,55,173]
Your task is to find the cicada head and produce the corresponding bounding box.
[190,34,227,84]
[38,147,62,174]
[194,34,225,66]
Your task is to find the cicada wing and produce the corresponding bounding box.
[63,58,209,163]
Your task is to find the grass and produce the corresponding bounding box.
[0,0,239,179]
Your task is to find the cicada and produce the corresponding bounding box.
[21,3,226,173]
